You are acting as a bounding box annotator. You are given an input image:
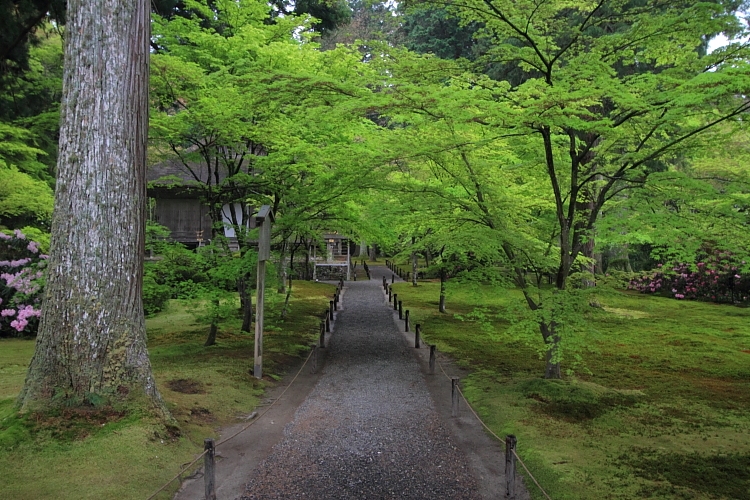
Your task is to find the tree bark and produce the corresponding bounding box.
[277,237,288,294]
[541,322,562,379]
[439,268,447,313]
[411,251,418,286]
[18,0,170,418]
[239,277,253,333]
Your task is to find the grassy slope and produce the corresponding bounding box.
[391,280,750,500]
[0,280,333,500]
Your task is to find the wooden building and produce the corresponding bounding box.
[313,233,351,280]
[147,159,254,249]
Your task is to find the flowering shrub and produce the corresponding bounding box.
[628,251,749,305]
[0,230,46,336]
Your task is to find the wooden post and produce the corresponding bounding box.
[506,435,517,499]
[254,205,274,380]
[429,345,436,374]
[204,438,216,500]
[398,300,403,319]
[310,344,318,374]
[330,300,334,317]
[326,311,331,332]
[451,377,460,417]
[404,310,410,332]
[333,294,338,311]
[393,294,398,310]
[392,274,395,284]
[415,324,421,348]
[388,287,392,302]
[319,321,326,348]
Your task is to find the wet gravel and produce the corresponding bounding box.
[239,267,481,499]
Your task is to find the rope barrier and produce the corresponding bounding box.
[379,274,552,499]
[428,334,553,500]
[145,451,208,500]
[218,348,314,447]
[513,449,553,500]
[145,347,315,500]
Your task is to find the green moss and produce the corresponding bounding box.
[393,280,750,499]
[624,449,750,499]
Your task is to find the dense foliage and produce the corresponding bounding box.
[629,250,749,304]
[0,0,748,376]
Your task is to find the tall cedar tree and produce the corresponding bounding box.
[18,0,171,418]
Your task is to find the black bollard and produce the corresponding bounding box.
[452,377,460,417]
[506,435,518,499]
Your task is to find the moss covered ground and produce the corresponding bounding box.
[0,280,333,500]
[391,280,750,500]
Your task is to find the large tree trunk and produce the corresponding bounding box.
[18,0,170,418]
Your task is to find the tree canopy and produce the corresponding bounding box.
[3,0,750,388]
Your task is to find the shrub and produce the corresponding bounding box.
[0,230,46,336]
[142,272,171,316]
[628,250,749,304]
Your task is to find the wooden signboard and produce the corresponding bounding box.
[254,205,274,379]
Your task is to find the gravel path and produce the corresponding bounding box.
[239,266,482,499]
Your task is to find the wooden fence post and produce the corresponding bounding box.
[398,300,403,319]
[506,435,517,499]
[415,324,421,348]
[319,321,326,348]
[204,438,216,500]
[388,287,392,302]
[429,345,436,374]
[310,344,318,374]
[451,377,460,417]
[393,294,398,310]
[404,310,410,332]
[330,300,334,316]
[325,311,331,333]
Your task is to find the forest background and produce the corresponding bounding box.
[1,0,750,498]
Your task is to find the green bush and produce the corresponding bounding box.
[142,272,171,316]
